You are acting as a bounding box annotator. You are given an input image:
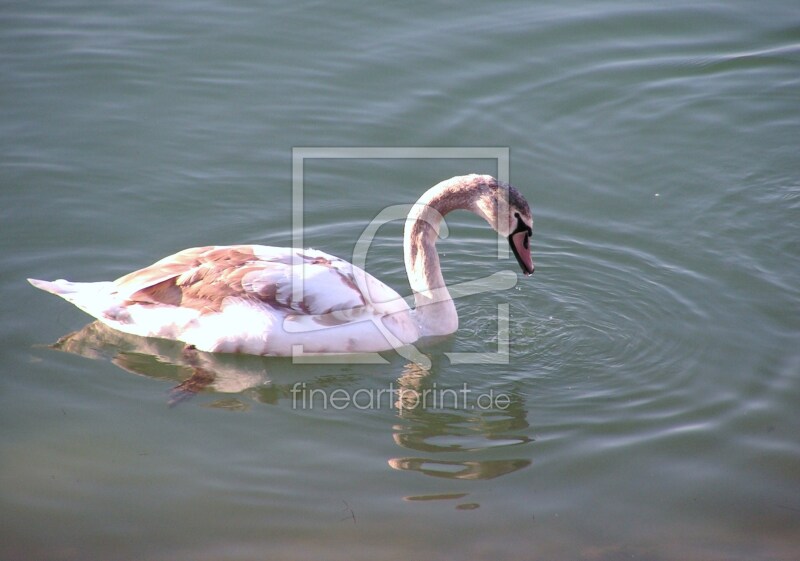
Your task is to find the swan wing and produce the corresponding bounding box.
[33,245,418,355]
[114,245,406,317]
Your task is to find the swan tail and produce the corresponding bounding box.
[28,278,118,320]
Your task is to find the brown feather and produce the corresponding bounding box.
[119,246,287,314]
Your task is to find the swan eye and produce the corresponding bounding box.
[511,214,532,237]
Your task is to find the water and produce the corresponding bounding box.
[2,1,799,559]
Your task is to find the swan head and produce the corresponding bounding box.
[469,175,535,276]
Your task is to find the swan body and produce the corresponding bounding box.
[29,174,534,356]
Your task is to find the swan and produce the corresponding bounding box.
[28,174,534,356]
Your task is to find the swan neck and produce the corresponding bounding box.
[403,175,493,336]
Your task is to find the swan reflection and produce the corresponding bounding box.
[388,362,532,495]
[48,323,533,492]
[50,321,272,406]
[388,457,531,481]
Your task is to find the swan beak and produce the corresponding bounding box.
[509,231,534,276]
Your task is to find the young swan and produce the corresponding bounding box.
[29,174,534,356]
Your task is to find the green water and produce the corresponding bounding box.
[2,1,799,560]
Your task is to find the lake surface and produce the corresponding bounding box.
[2,1,799,559]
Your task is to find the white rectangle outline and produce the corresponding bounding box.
[291,147,511,365]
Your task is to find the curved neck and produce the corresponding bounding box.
[403,175,497,337]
